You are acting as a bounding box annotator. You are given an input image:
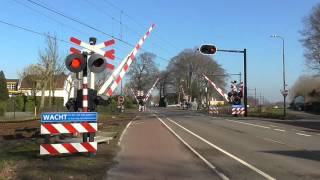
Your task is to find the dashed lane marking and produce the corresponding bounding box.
[167,117,276,180]
[273,129,285,132]
[296,133,311,137]
[225,119,271,129]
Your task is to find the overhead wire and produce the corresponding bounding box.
[0,19,124,61]
[25,0,171,63]
[101,0,181,50]
[83,0,174,60]
[13,0,91,37]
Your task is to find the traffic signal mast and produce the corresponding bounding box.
[65,24,156,111]
[199,44,248,117]
[65,36,115,112]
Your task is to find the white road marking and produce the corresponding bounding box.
[269,125,279,128]
[155,115,229,180]
[225,119,271,129]
[132,122,145,125]
[296,132,311,137]
[168,117,276,180]
[117,120,133,145]
[273,129,285,132]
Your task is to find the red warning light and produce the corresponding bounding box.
[199,44,217,55]
[71,58,81,69]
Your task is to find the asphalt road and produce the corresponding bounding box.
[107,108,320,180]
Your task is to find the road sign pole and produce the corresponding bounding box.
[243,49,248,117]
[82,55,89,143]
[87,37,97,157]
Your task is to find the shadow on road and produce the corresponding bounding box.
[261,150,320,162]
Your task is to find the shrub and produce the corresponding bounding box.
[124,96,135,109]
[0,101,6,116]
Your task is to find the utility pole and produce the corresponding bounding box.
[199,45,248,116]
[120,10,123,95]
[271,35,287,119]
[254,88,257,107]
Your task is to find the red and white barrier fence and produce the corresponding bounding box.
[232,107,245,115]
[40,142,97,155]
[41,123,97,135]
[209,106,219,115]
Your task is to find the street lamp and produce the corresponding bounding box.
[271,34,287,118]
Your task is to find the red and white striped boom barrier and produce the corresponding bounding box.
[144,78,159,102]
[203,74,229,102]
[97,24,156,97]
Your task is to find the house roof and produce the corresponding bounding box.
[6,79,19,83]
[20,73,67,89]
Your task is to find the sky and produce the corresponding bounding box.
[0,0,319,102]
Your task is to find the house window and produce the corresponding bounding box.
[6,83,16,91]
[11,84,16,90]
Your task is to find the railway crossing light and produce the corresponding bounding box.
[88,53,106,73]
[65,54,86,73]
[199,44,217,55]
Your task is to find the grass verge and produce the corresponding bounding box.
[249,108,299,120]
[0,109,137,180]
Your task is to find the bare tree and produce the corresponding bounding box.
[301,3,320,73]
[37,34,65,108]
[127,52,159,91]
[166,48,226,103]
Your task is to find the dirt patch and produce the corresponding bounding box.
[0,161,17,180]
[0,120,40,140]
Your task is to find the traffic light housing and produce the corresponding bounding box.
[88,53,106,73]
[199,44,217,55]
[65,54,86,73]
[76,89,110,111]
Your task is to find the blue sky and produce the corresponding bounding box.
[0,0,319,102]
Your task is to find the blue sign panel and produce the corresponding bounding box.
[41,112,98,123]
[232,104,244,108]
